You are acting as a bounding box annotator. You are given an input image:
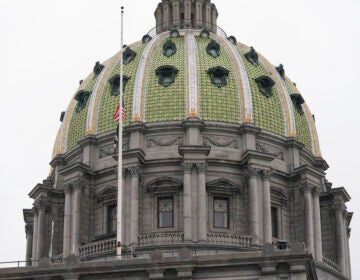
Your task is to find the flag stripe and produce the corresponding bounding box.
[113,99,126,123]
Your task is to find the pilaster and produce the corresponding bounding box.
[247,167,261,245]
[300,183,315,255]
[182,162,194,242]
[261,170,272,244]
[129,166,141,246]
[196,162,207,242]
[34,194,49,260]
[312,186,323,261]
[63,184,73,258]
[332,196,346,273]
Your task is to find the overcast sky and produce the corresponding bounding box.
[0,0,359,276]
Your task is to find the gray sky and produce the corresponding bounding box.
[0,0,359,276]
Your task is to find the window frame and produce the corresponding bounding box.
[157,197,174,228]
[213,197,229,229]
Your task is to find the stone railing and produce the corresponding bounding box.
[322,256,341,272]
[79,238,116,257]
[138,232,184,247]
[207,232,252,247]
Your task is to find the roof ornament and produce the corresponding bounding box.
[244,47,259,66]
[254,76,275,98]
[227,36,237,45]
[207,66,229,88]
[142,34,152,44]
[290,93,305,115]
[60,111,65,122]
[93,61,105,76]
[123,47,137,65]
[108,75,131,96]
[155,65,179,87]
[276,64,285,79]
[163,39,177,57]
[206,40,220,58]
[74,90,91,113]
[170,29,180,38]
[200,30,210,38]
[79,80,83,85]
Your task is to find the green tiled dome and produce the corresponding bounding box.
[52,30,321,158]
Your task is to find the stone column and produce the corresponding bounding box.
[162,1,170,30]
[346,228,352,279]
[183,163,193,242]
[35,196,48,259]
[184,0,191,27]
[312,186,323,261]
[195,0,203,28]
[302,184,314,255]
[172,0,180,27]
[262,170,272,244]
[197,163,207,242]
[25,224,33,266]
[333,197,346,273]
[63,184,73,258]
[248,168,260,245]
[129,167,140,245]
[71,181,83,256]
[31,207,38,265]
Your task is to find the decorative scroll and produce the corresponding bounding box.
[147,135,183,148]
[204,135,239,149]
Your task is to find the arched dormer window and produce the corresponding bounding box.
[207,66,229,88]
[74,90,91,113]
[108,75,130,96]
[123,47,137,65]
[290,93,305,115]
[93,61,105,76]
[244,47,259,66]
[206,40,220,58]
[163,39,177,57]
[227,36,237,45]
[255,76,275,98]
[155,65,179,87]
[276,64,285,79]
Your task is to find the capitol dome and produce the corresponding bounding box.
[52,5,320,158]
[18,1,352,280]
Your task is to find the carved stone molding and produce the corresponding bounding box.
[147,135,183,148]
[129,166,141,177]
[196,163,207,174]
[261,170,272,180]
[246,168,261,178]
[204,135,239,149]
[256,142,283,160]
[99,145,116,159]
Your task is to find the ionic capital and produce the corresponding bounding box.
[196,163,207,174]
[129,166,141,177]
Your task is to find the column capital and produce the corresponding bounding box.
[129,166,141,177]
[63,184,73,194]
[182,162,194,174]
[299,182,314,193]
[32,206,38,216]
[196,163,207,174]
[312,186,322,197]
[332,197,346,215]
[25,224,33,236]
[246,167,261,178]
[261,170,272,180]
[73,180,85,192]
[34,195,49,212]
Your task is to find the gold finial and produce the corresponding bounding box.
[289,131,297,137]
[244,115,254,124]
[189,108,198,118]
[133,113,141,122]
[86,129,94,135]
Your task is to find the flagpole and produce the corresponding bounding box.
[116,6,124,260]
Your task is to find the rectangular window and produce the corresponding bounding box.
[271,207,278,238]
[213,198,229,228]
[107,205,117,234]
[158,197,173,228]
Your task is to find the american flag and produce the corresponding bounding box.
[113,98,126,122]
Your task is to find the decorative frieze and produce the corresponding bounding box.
[147,135,183,148]
[203,135,239,149]
[256,142,283,160]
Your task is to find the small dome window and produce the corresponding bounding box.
[227,36,237,45]
[170,29,180,38]
[276,64,285,79]
[207,66,229,88]
[93,61,105,76]
[200,30,210,38]
[206,40,220,58]
[142,34,152,43]
[108,75,131,96]
[255,76,275,98]
[163,39,177,57]
[155,65,179,87]
[74,90,91,113]
[244,47,259,66]
[123,47,137,65]
[290,93,305,115]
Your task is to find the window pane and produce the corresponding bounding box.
[158,197,173,228]
[214,198,229,228]
[107,205,117,233]
[271,207,278,238]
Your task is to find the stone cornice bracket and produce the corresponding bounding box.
[128,166,141,177]
[196,163,207,174]
[261,169,272,180]
[182,162,194,174]
[34,194,50,212]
